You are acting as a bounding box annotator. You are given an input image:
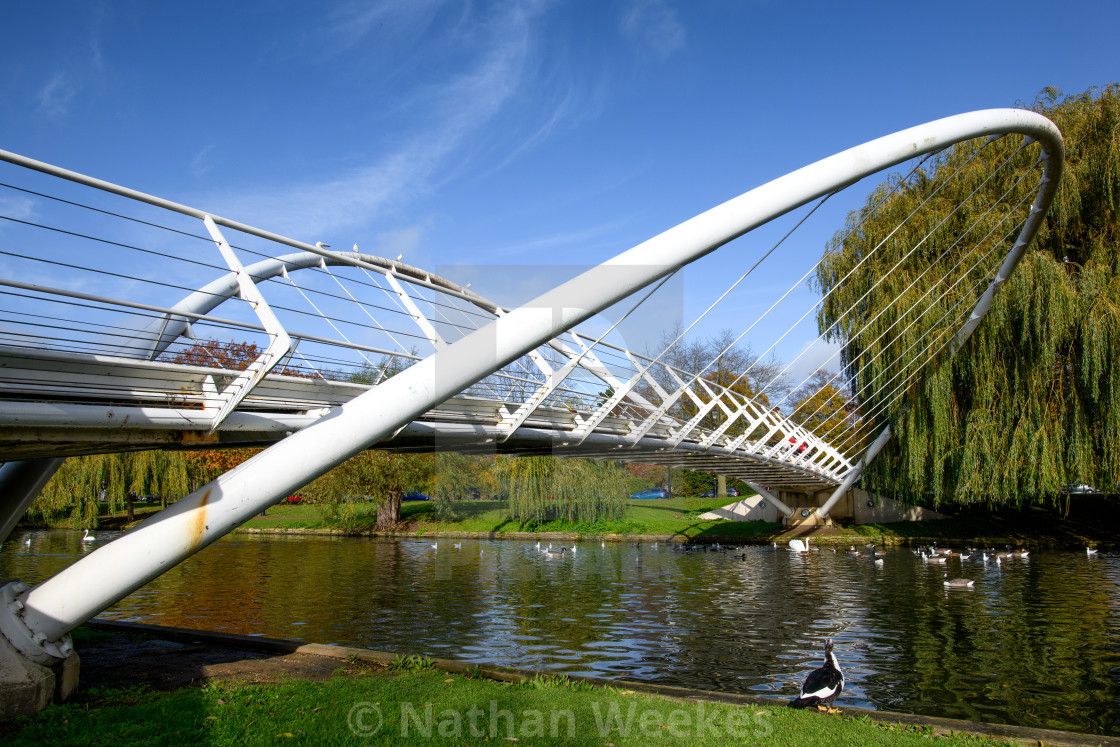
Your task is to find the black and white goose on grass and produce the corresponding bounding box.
[789,639,844,713]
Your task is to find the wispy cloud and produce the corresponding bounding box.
[191,145,217,177]
[35,4,109,121]
[214,3,543,240]
[620,0,686,59]
[37,74,77,118]
[320,0,444,53]
[484,217,635,260]
[0,194,38,224]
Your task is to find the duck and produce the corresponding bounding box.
[1087,546,1099,556]
[430,542,438,550]
[789,639,844,713]
[943,574,975,588]
[453,542,462,550]
[81,529,96,542]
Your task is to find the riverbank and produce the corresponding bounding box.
[22,496,1119,550]
[233,499,1118,550]
[3,620,1112,747]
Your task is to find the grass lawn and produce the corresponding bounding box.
[2,659,1020,747]
[238,495,782,540]
[34,493,1112,550]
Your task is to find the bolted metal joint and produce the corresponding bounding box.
[0,582,72,664]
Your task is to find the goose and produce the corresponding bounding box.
[789,639,844,713]
[544,547,565,560]
[944,574,975,588]
[81,529,96,542]
[1087,546,1099,556]
[874,557,884,566]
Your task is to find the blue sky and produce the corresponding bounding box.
[1,0,1117,378]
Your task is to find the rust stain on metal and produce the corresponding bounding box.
[188,489,211,552]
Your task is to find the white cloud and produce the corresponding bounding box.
[320,0,444,53]
[37,74,77,118]
[191,145,216,178]
[784,337,844,390]
[214,4,541,240]
[620,0,686,60]
[0,194,38,224]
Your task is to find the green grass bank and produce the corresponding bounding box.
[4,623,1108,747]
[25,495,1119,550]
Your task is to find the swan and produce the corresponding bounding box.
[81,529,96,542]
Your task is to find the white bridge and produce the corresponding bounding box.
[0,109,1063,711]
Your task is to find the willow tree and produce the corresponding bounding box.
[32,450,192,527]
[815,86,1120,507]
[499,456,628,526]
[304,450,435,530]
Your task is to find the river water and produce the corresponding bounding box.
[3,531,1118,737]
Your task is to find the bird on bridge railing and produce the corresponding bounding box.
[789,639,844,713]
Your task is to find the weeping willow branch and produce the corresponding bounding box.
[499,456,628,526]
[815,86,1120,507]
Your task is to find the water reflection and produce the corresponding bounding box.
[3,532,1118,736]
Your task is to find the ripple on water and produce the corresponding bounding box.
[4,536,1120,736]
